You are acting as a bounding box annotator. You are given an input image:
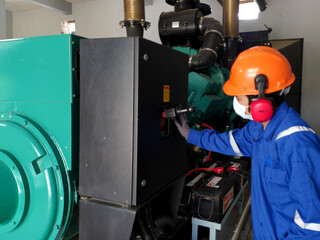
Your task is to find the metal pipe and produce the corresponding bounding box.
[124,0,145,21]
[230,196,251,240]
[223,0,239,38]
[222,0,239,69]
[120,0,150,37]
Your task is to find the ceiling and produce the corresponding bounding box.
[5,0,92,12]
[6,0,38,11]
[5,0,265,13]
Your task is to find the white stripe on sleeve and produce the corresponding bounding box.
[294,210,320,231]
[229,131,242,157]
[276,126,315,141]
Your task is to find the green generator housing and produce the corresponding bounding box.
[173,47,237,131]
[0,35,80,240]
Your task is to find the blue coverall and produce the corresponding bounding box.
[187,102,320,239]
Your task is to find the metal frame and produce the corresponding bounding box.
[192,181,249,240]
[25,0,72,14]
[0,0,6,39]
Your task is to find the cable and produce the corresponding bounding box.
[205,151,212,162]
[201,122,213,130]
[227,167,251,181]
[186,167,224,176]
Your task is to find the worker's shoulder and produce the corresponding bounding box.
[274,109,318,144]
[275,126,319,152]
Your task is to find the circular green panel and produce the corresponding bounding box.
[0,114,71,240]
[0,162,19,223]
[0,153,26,232]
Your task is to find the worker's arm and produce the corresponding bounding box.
[186,121,256,157]
[283,133,320,239]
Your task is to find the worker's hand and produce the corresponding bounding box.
[174,113,190,140]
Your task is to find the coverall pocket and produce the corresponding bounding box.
[264,167,290,203]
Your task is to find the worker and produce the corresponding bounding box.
[175,46,320,239]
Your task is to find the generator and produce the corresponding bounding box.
[0,35,80,240]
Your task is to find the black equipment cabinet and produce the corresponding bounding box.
[79,37,188,240]
[79,37,188,206]
[270,39,303,114]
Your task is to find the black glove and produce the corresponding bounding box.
[174,113,191,140]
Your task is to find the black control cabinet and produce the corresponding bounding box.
[79,37,188,206]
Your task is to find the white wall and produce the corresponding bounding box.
[237,0,320,134]
[11,0,320,133]
[12,0,173,41]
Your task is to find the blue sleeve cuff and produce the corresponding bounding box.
[187,128,201,145]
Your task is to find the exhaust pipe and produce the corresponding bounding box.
[189,17,224,70]
[223,0,239,38]
[223,0,239,70]
[120,0,150,37]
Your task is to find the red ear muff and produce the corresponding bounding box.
[250,98,273,122]
[251,74,274,122]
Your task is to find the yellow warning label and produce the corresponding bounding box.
[163,85,170,102]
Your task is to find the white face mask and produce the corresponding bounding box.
[233,97,253,120]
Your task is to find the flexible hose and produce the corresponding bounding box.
[189,17,224,70]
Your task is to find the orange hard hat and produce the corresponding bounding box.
[223,46,295,96]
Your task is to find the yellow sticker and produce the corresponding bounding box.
[163,85,170,102]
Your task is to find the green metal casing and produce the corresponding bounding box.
[0,35,81,240]
[173,47,235,130]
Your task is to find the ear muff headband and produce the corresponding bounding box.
[250,74,274,122]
